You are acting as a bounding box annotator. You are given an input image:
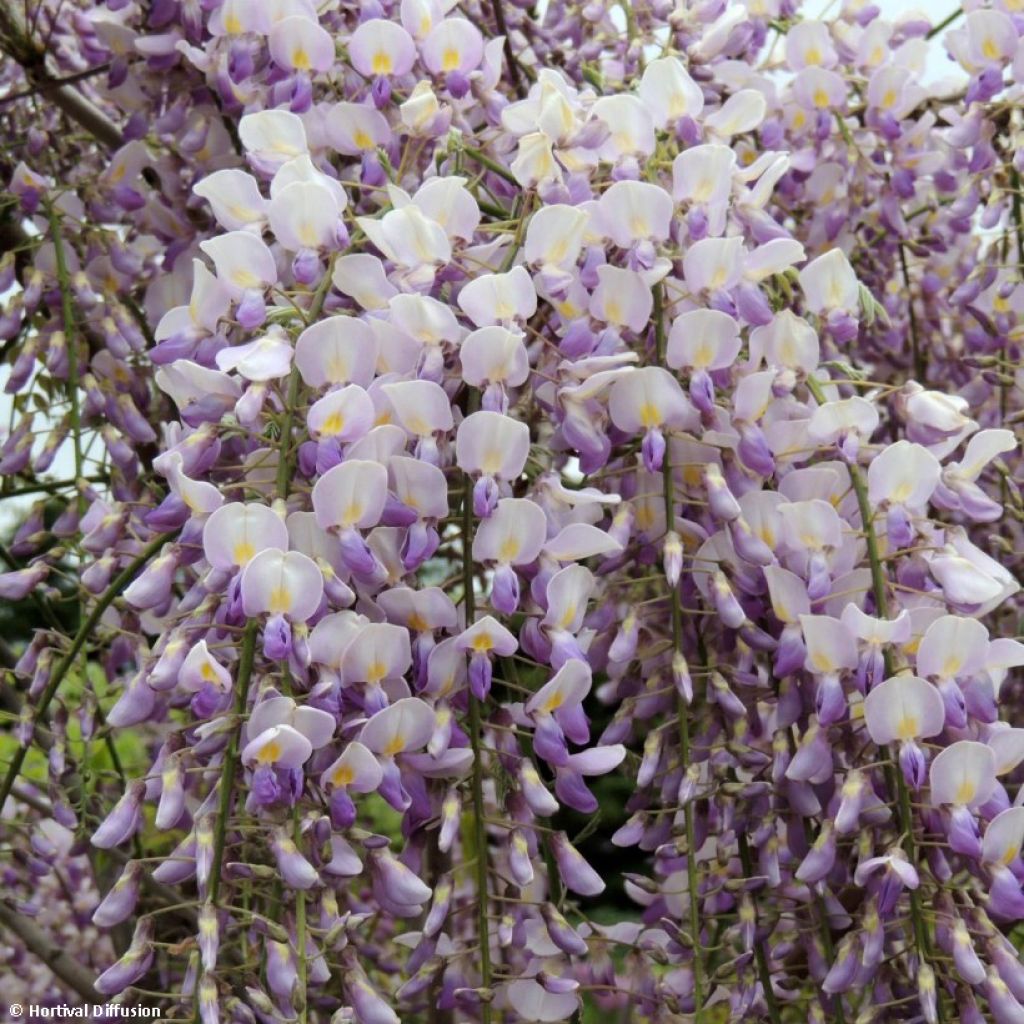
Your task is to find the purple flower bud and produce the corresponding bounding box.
[663,531,683,587]
[263,613,294,662]
[948,804,982,860]
[550,830,604,896]
[473,475,500,518]
[371,75,392,109]
[95,918,154,995]
[92,861,143,928]
[464,647,495,704]
[898,740,928,790]
[540,902,588,956]
[0,564,48,600]
[339,527,381,577]
[270,830,319,890]
[92,780,145,849]
[642,427,666,473]
[236,289,267,330]
[330,786,357,830]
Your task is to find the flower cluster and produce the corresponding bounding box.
[1,0,1024,1022]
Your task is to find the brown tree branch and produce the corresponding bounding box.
[0,4,123,149]
[0,899,102,1003]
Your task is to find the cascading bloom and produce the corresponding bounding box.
[2,1,1024,1023]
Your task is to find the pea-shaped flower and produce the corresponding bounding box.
[241,548,324,660]
[456,410,530,518]
[540,564,596,669]
[312,459,389,577]
[800,614,858,725]
[455,616,518,700]
[460,326,529,414]
[608,366,698,473]
[525,659,592,767]
[667,309,742,416]
[929,740,997,859]
[267,179,347,283]
[359,697,436,811]
[203,502,289,578]
[268,14,334,76]
[473,497,547,614]
[320,741,383,830]
[242,692,334,810]
[867,440,941,550]
[981,807,1024,919]
[798,247,860,340]
[306,384,374,469]
[340,622,413,712]
[421,17,484,98]
[916,615,990,729]
[380,380,454,465]
[294,315,379,390]
[863,675,945,789]
[179,640,233,719]
[199,231,278,330]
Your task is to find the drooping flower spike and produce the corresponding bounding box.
[5,2,1024,1022]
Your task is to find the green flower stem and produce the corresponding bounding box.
[805,373,942,1021]
[736,833,782,1024]
[205,620,257,906]
[45,200,84,511]
[925,8,963,40]
[461,386,493,1023]
[653,284,705,1014]
[462,144,519,186]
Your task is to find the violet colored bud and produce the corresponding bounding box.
[550,830,604,896]
[948,804,983,860]
[92,861,143,928]
[473,475,500,518]
[263,613,294,662]
[642,427,666,473]
[91,780,145,849]
[94,918,155,995]
[270,830,319,890]
[540,902,588,956]
[330,786,357,830]
[236,289,267,330]
[899,740,928,790]
[469,652,493,701]
[490,563,520,615]
[371,75,392,108]
[339,527,380,577]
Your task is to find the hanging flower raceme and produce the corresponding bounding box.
[3,1,1024,1022]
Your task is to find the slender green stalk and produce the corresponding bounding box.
[461,388,493,1022]
[653,285,705,1013]
[898,245,925,382]
[276,365,302,498]
[0,474,108,499]
[736,834,782,1024]
[275,258,336,499]
[45,200,84,512]
[294,813,307,1024]
[794,784,846,1024]
[488,0,522,93]
[206,621,257,904]
[462,144,519,186]
[805,374,943,1022]
[926,7,963,39]
[0,532,174,812]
